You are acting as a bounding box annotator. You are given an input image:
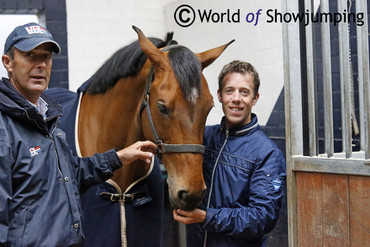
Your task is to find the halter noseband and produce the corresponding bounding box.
[140,45,206,155]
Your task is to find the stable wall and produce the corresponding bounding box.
[66,0,175,92]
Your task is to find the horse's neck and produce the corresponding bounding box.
[78,65,152,190]
[78,79,143,152]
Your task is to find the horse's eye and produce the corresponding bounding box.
[157,102,169,115]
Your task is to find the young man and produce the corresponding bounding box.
[0,22,156,246]
[174,60,286,247]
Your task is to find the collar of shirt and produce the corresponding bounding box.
[28,97,49,120]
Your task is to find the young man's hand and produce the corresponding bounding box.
[173,208,206,224]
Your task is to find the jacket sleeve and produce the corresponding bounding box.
[72,149,122,192]
[54,131,122,192]
[0,142,13,245]
[203,149,286,238]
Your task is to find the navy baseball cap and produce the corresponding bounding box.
[3,22,61,54]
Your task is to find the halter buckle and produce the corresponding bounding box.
[99,191,146,202]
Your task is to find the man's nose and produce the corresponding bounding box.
[36,60,47,68]
[232,91,241,101]
[34,56,48,68]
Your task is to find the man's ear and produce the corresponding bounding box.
[252,93,260,106]
[2,54,13,73]
[217,89,222,103]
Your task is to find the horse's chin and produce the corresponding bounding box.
[166,177,205,210]
[169,196,201,211]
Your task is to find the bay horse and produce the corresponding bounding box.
[46,26,233,247]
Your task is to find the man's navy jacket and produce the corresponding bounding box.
[0,78,122,246]
[187,114,286,247]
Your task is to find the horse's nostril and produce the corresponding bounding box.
[176,189,205,210]
[177,190,189,201]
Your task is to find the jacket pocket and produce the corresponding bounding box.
[213,154,254,205]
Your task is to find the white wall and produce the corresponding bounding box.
[66,0,284,126]
[0,15,39,78]
[66,0,176,92]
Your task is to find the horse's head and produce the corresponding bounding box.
[133,26,233,210]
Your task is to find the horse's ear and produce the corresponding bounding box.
[132,26,165,65]
[196,39,235,70]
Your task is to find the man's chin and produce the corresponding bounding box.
[27,85,48,100]
[225,115,250,128]
[30,82,48,92]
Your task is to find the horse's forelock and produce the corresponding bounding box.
[168,46,202,103]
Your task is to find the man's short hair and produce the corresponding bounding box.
[5,47,15,59]
[218,60,260,97]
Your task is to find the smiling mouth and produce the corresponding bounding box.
[230,107,243,112]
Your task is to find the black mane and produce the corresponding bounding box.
[86,32,202,100]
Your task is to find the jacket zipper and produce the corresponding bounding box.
[48,118,64,176]
[203,129,229,247]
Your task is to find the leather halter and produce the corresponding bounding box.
[140,45,206,155]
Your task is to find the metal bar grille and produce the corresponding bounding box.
[305,0,318,156]
[320,0,334,157]
[301,0,369,158]
[283,5,370,156]
[356,0,370,159]
[338,0,353,158]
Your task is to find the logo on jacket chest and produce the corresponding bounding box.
[29,146,41,157]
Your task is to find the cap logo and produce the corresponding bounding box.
[24,25,47,35]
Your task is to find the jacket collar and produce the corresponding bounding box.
[220,113,259,136]
[0,77,63,125]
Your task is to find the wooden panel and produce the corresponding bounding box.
[349,176,370,246]
[296,172,323,247]
[292,156,370,176]
[322,174,350,247]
